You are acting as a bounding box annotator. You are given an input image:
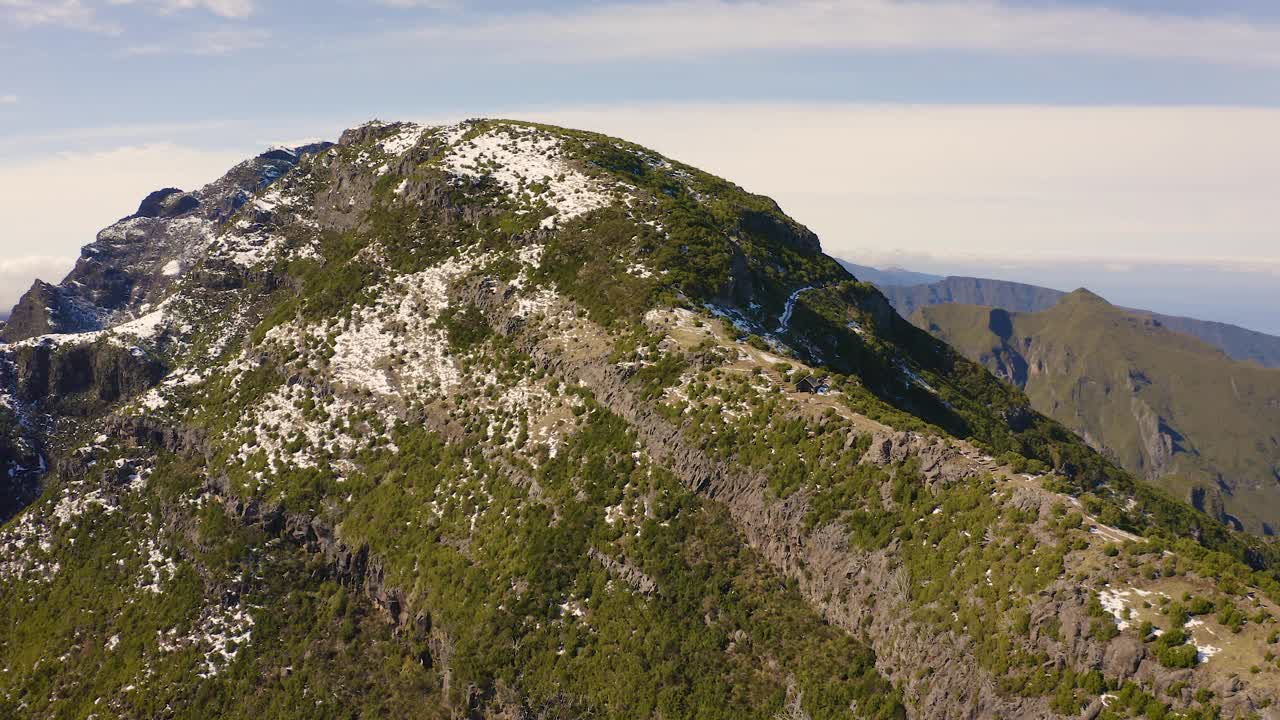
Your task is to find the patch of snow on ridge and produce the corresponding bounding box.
[158,603,255,679]
[211,221,285,268]
[0,504,57,583]
[113,299,173,339]
[330,254,480,397]
[53,483,118,526]
[442,126,611,229]
[436,122,470,148]
[8,298,175,351]
[626,263,654,279]
[136,367,205,414]
[137,539,176,594]
[901,365,937,395]
[379,123,428,156]
[238,381,364,473]
[514,288,559,319]
[1097,587,1134,630]
[1195,643,1221,663]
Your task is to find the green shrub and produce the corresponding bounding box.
[1157,644,1198,669]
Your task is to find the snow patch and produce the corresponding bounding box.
[442,126,611,229]
[330,254,480,396]
[1097,587,1135,630]
[379,123,428,156]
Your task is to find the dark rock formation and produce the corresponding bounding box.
[10,340,164,415]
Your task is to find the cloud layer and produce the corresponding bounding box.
[8,1,1280,69]
[0,0,254,35]
[108,0,255,19]
[0,0,116,33]
[124,26,269,55]
[411,0,1280,67]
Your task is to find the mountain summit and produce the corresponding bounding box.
[2,119,1279,719]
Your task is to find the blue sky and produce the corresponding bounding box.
[3,0,1280,332]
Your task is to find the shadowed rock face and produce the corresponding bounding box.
[133,188,201,219]
[10,342,165,414]
[0,281,107,341]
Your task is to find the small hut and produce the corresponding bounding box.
[795,375,827,394]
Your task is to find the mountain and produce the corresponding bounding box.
[878,275,1280,369]
[1130,312,1280,371]
[916,289,1280,536]
[2,119,1280,719]
[878,275,1066,319]
[835,261,942,287]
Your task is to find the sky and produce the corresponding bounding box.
[2,0,1279,333]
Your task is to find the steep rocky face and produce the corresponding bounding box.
[917,291,1280,536]
[9,341,165,414]
[0,144,330,344]
[0,280,108,340]
[1,120,1279,720]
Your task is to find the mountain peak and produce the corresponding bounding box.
[131,187,199,220]
[1058,287,1110,307]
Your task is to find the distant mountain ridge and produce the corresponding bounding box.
[836,260,943,287]
[878,275,1066,318]
[917,289,1280,535]
[865,272,1280,369]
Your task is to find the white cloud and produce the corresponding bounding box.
[0,142,243,303]
[124,26,270,55]
[0,95,17,104]
[106,0,255,19]
[1,0,255,35]
[185,0,254,18]
[408,0,1280,67]
[0,120,232,157]
[380,0,458,8]
[0,0,119,33]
